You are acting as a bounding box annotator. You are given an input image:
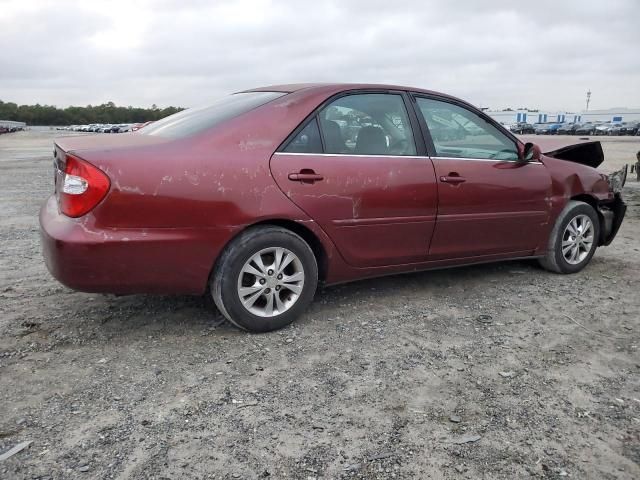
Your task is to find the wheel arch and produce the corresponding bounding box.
[569,193,606,245]
[250,219,328,282]
[570,193,598,210]
[208,218,329,289]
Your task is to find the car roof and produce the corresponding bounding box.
[243,82,469,104]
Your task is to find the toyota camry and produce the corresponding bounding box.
[40,83,627,332]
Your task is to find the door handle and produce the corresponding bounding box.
[440,174,466,184]
[288,171,324,183]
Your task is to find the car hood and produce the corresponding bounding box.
[520,135,604,168]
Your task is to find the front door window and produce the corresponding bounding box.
[415,97,519,161]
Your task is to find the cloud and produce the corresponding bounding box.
[0,0,638,111]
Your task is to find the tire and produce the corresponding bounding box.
[538,200,600,274]
[211,226,318,332]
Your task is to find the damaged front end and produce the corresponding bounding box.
[599,164,628,246]
[531,136,628,246]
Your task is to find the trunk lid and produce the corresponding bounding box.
[54,132,169,155]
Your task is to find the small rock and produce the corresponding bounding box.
[367,451,394,461]
[78,465,90,472]
[449,415,461,423]
[451,435,481,444]
[97,358,108,364]
[476,314,493,324]
[499,371,515,378]
[285,338,293,343]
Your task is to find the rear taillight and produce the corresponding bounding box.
[57,153,110,218]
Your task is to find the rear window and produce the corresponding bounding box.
[140,91,286,138]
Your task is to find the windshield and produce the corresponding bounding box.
[140,91,286,138]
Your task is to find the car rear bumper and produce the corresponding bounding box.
[39,195,233,295]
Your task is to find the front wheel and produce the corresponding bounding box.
[211,226,318,332]
[539,200,600,274]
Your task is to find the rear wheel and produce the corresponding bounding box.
[211,226,318,332]
[539,200,600,274]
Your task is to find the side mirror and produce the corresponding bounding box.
[522,142,541,162]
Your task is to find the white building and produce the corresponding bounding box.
[577,108,640,123]
[486,108,640,125]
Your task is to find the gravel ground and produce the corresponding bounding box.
[1,130,639,479]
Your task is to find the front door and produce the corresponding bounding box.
[413,96,552,259]
[270,92,438,267]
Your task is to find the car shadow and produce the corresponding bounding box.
[75,258,541,337]
[315,258,540,301]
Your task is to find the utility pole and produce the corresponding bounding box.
[585,90,591,111]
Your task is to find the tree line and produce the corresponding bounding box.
[0,100,183,126]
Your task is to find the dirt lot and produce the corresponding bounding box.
[1,130,639,479]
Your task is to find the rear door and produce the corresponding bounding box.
[412,95,552,259]
[270,92,438,267]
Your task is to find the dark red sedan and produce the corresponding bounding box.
[40,83,627,332]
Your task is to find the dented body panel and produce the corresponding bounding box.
[39,83,627,294]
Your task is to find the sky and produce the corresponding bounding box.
[1,0,639,112]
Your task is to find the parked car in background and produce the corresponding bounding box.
[609,124,625,136]
[548,123,563,134]
[534,123,549,135]
[40,83,627,332]
[619,122,640,135]
[557,123,578,135]
[575,123,597,135]
[510,122,535,134]
[53,123,138,133]
[113,124,133,133]
[595,123,619,135]
[535,123,561,135]
[0,125,24,134]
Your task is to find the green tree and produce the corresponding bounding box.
[0,100,184,125]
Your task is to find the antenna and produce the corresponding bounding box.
[585,90,591,111]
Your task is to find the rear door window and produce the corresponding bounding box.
[282,117,323,153]
[317,93,417,156]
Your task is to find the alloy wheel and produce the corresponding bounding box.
[236,247,305,317]
[562,214,594,265]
